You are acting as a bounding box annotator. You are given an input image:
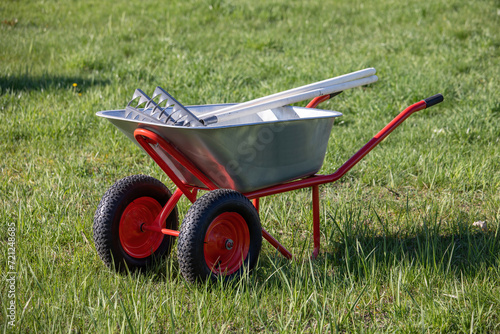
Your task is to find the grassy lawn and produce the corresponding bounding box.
[1,0,499,332]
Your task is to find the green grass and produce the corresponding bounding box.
[1,0,499,332]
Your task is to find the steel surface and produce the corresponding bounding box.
[97,104,342,193]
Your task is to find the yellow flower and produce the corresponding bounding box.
[73,83,77,87]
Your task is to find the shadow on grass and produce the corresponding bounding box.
[241,235,497,300]
[321,230,499,280]
[140,227,499,288]
[116,215,498,288]
[253,215,499,287]
[0,74,110,92]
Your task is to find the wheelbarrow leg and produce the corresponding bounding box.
[252,198,260,212]
[312,185,320,259]
[262,228,293,259]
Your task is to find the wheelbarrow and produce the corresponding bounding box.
[93,69,443,283]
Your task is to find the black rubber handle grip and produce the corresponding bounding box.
[424,94,444,108]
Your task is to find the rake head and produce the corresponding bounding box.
[125,87,203,127]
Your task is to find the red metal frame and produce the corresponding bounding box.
[134,96,438,260]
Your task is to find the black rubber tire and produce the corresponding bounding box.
[93,174,178,273]
[177,189,262,283]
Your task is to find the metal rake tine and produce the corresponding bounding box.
[153,87,189,111]
[165,105,181,124]
[127,89,151,108]
[152,87,183,121]
[150,96,165,115]
[145,97,158,110]
[155,87,204,126]
[174,107,190,123]
[147,86,204,126]
[151,87,176,118]
[133,88,158,112]
[152,87,171,105]
[153,103,168,119]
[124,105,166,124]
[174,114,191,126]
[127,90,142,107]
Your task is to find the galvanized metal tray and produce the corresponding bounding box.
[97,104,342,193]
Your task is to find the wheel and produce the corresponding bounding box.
[177,189,262,283]
[93,174,178,272]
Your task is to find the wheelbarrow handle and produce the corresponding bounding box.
[424,94,444,108]
[307,93,444,109]
[245,93,445,199]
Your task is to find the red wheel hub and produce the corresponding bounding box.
[204,212,250,275]
[119,197,164,258]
